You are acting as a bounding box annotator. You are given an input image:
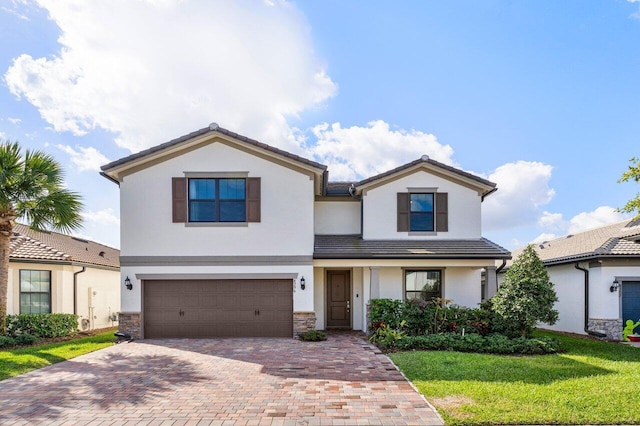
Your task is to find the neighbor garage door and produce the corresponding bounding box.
[143,279,293,338]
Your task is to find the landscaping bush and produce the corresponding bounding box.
[6,314,78,339]
[13,333,39,346]
[298,330,327,341]
[368,299,404,330]
[394,333,562,355]
[0,335,16,348]
[369,320,406,349]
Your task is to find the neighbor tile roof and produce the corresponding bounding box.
[10,223,119,269]
[314,235,511,259]
[101,123,327,173]
[509,219,640,266]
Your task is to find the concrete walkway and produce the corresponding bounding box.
[0,332,442,425]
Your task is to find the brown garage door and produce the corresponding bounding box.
[143,279,293,338]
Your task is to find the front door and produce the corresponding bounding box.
[622,281,640,335]
[327,270,351,328]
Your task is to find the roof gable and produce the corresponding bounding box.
[101,123,327,185]
[354,156,497,197]
[10,224,120,269]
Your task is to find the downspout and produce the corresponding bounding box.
[574,263,607,338]
[73,266,86,316]
[496,259,506,274]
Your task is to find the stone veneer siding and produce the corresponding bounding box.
[293,311,316,336]
[118,312,141,340]
[588,318,623,341]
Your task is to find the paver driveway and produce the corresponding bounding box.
[0,332,442,426]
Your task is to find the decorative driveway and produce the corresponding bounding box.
[0,332,442,425]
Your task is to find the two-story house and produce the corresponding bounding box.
[101,123,510,339]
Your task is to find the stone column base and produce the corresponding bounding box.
[118,312,142,339]
[588,318,623,341]
[293,311,316,336]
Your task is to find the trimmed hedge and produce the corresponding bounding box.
[394,333,563,355]
[6,314,78,339]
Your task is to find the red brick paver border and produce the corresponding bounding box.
[0,332,442,425]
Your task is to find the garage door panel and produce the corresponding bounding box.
[144,279,293,338]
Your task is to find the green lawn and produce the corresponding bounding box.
[390,331,640,425]
[0,330,116,381]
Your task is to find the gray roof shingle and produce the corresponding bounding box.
[314,235,510,259]
[10,224,120,269]
[509,218,640,266]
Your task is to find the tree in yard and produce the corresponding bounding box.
[0,141,83,335]
[618,156,640,219]
[492,244,558,337]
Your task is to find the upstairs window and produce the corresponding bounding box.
[397,192,448,233]
[188,178,246,222]
[405,270,442,301]
[20,270,51,314]
[410,193,434,231]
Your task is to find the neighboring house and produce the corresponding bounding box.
[7,224,121,330]
[101,123,510,339]
[500,219,640,340]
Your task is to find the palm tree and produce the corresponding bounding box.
[0,141,83,335]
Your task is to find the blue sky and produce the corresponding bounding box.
[1,0,639,249]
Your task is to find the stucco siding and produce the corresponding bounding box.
[362,170,482,239]
[119,142,315,257]
[444,268,482,308]
[543,264,585,335]
[7,262,120,330]
[314,201,360,235]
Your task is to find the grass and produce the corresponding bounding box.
[0,330,116,381]
[390,331,640,425]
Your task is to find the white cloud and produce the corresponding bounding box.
[482,161,555,231]
[537,211,564,231]
[310,120,456,181]
[82,208,120,226]
[56,144,109,172]
[5,0,336,154]
[7,117,21,124]
[567,206,628,234]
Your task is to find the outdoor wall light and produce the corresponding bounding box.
[124,276,133,291]
[300,276,306,290]
[610,279,620,293]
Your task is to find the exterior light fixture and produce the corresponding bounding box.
[124,276,133,291]
[610,279,620,293]
[300,276,306,290]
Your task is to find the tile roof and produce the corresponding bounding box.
[101,123,327,173]
[314,235,511,259]
[10,223,120,269]
[509,218,640,266]
[355,156,496,194]
[325,182,356,196]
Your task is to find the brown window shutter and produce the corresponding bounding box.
[172,177,187,223]
[397,193,409,232]
[246,177,261,222]
[435,192,448,232]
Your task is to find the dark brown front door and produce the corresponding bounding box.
[327,270,351,328]
[143,279,293,338]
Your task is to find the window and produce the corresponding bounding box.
[188,178,246,222]
[397,192,447,233]
[405,270,442,301]
[20,270,51,314]
[410,193,434,231]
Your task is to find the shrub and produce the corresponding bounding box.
[6,314,78,338]
[298,330,327,341]
[492,245,559,337]
[369,320,406,349]
[368,299,404,330]
[393,333,562,355]
[13,333,39,346]
[0,335,16,348]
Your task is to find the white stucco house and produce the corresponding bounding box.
[501,219,640,340]
[101,123,510,339]
[8,224,121,330]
